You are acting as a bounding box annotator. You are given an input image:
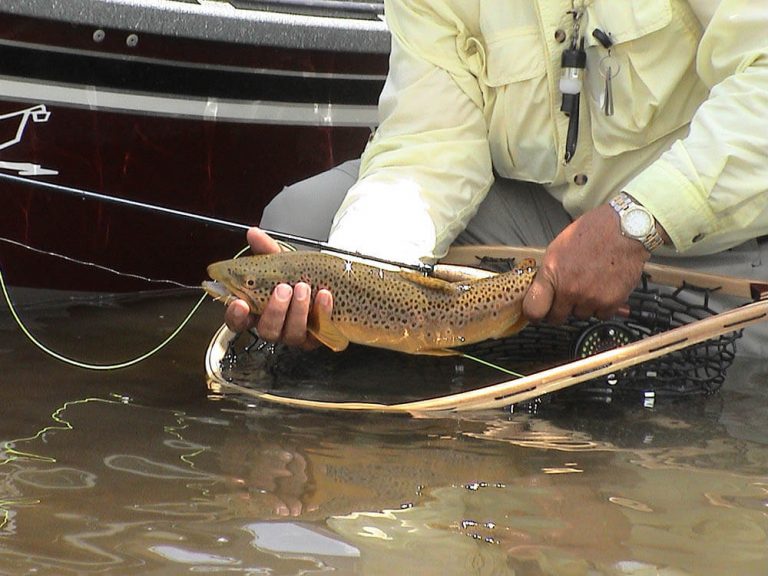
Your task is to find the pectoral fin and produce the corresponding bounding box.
[414,348,461,357]
[497,315,529,338]
[307,308,349,352]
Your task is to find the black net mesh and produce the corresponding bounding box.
[461,275,741,402]
[215,276,742,407]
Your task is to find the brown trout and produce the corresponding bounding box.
[203,251,536,355]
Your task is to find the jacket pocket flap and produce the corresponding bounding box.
[484,27,546,86]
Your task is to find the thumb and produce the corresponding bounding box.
[523,274,555,323]
[247,227,282,255]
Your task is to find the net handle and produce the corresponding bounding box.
[443,245,767,300]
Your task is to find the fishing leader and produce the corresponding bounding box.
[226,0,768,356]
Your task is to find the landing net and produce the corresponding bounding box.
[209,277,741,408]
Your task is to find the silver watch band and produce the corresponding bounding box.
[609,192,665,252]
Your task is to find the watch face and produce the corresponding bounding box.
[622,207,654,238]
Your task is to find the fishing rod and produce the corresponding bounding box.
[0,171,434,274]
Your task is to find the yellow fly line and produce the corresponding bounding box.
[0,244,250,371]
[0,264,209,371]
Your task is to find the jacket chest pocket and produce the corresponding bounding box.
[584,0,708,157]
[475,1,556,181]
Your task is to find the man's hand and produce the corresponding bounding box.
[522,204,650,324]
[224,227,333,349]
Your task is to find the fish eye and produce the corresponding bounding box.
[246,279,255,287]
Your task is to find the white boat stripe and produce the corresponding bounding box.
[0,78,379,127]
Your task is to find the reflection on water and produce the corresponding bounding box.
[0,290,766,574]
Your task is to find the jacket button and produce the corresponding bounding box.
[554,29,567,43]
[573,173,588,186]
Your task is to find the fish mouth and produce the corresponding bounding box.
[202,280,238,306]
[203,261,249,306]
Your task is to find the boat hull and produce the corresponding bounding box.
[0,1,389,291]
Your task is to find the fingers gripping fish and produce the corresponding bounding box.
[203,252,537,356]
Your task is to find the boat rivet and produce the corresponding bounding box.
[126,33,139,48]
[93,29,106,43]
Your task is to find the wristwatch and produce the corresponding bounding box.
[608,192,665,252]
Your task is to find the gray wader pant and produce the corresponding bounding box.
[262,159,767,358]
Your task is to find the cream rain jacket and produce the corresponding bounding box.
[328,0,768,264]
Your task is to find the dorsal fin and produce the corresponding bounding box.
[399,271,458,293]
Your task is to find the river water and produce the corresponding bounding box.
[1,289,766,575]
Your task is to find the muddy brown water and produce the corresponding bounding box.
[1,289,766,575]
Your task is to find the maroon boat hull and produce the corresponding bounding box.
[0,2,389,291]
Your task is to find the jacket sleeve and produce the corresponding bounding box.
[328,1,494,264]
[624,0,768,255]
